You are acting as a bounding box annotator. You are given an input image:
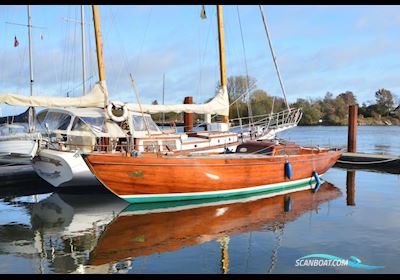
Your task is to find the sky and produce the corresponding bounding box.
[1,5,400,116]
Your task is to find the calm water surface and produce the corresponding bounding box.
[279,126,400,156]
[0,126,398,274]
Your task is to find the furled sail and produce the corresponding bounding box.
[125,86,229,116]
[0,81,108,108]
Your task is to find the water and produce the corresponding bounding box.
[279,126,400,156]
[0,126,399,274]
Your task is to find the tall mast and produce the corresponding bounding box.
[81,5,87,95]
[27,5,35,132]
[217,5,227,89]
[92,5,106,82]
[27,5,33,97]
[216,5,228,123]
[162,73,165,129]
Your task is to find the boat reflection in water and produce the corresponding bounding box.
[0,188,129,274]
[0,181,341,273]
[89,181,342,273]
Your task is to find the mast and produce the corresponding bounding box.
[216,5,228,123]
[162,73,165,129]
[81,5,87,95]
[27,5,35,132]
[218,235,230,274]
[92,5,106,82]
[27,6,34,97]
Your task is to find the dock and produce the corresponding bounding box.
[333,104,399,175]
[335,152,400,174]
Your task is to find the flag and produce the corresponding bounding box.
[14,36,19,47]
[200,5,207,19]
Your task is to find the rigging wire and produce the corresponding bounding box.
[109,6,132,100]
[130,73,151,136]
[88,8,94,91]
[236,6,254,130]
[43,8,60,92]
[0,9,6,85]
[71,6,78,97]
[259,5,290,110]
[60,6,69,95]
[220,7,240,124]
[133,6,153,75]
[197,5,213,98]
[65,6,73,96]
[64,6,73,96]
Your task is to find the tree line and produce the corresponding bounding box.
[151,75,400,126]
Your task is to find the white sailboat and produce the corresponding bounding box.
[0,6,41,164]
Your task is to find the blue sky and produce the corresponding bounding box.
[1,5,400,116]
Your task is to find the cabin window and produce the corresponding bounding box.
[80,117,107,134]
[40,112,71,131]
[143,141,159,152]
[0,123,29,135]
[71,118,91,132]
[131,115,160,132]
[162,140,177,151]
[71,116,107,135]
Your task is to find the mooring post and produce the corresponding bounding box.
[348,104,358,153]
[183,96,193,132]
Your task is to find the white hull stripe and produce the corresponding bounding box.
[119,174,324,203]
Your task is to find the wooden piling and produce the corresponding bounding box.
[183,96,193,132]
[346,170,355,206]
[347,104,358,153]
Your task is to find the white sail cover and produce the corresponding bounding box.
[0,81,108,108]
[125,86,229,116]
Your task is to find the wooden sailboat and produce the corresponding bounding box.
[88,182,342,266]
[85,141,342,203]
[84,5,343,204]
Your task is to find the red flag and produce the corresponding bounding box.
[14,36,19,47]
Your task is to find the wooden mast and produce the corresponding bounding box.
[92,5,106,82]
[217,5,228,123]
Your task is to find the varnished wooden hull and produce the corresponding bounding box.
[89,182,342,265]
[85,148,343,203]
